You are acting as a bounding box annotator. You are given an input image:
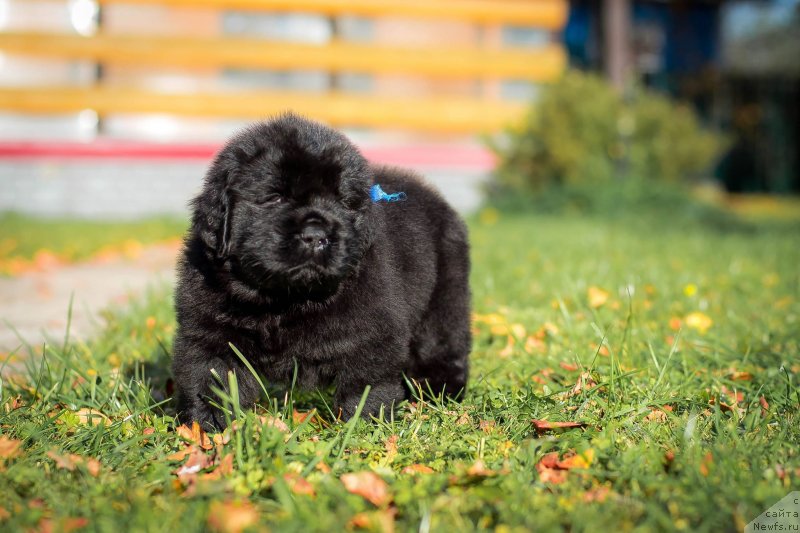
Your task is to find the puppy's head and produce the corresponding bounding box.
[192,113,373,301]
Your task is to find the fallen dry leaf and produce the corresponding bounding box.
[384,434,399,462]
[531,419,587,435]
[402,464,434,475]
[588,286,610,308]
[47,450,77,471]
[4,395,23,412]
[0,436,22,460]
[478,420,496,433]
[535,453,567,484]
[510,323,526,339]
[700,451,713,477]
[559,361,579,372]
[644,409,669,423]
[685,311,713,334]
[524,335,546,354]
[292,409,321,426]
[760,396,770,417]
[466,459,495,477]
[557,449,594,470]
[258,415,289,433]
[166,446,196,462]
[729,371,753,381]
[499,336,515,358]
[207,500,259,533]
[341,471,390,506]
[75,408,109,427]
[45,451,102,477]
[174,447,213,483]
[83,457,101,477]
[203,453,234,481]
[176,422,213,450]
[562,371,598,398]
[38,517,89,533]
[583,485,611,503]
[535,450,594,484]
[348,509,396,533]
[283,473,316,496]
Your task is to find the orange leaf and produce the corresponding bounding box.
[583,485,611,503]
[47,450,77,471]
[384,434,399,461]
[478,420,496,433]
[341,471,390,506]
[402,464,434,475]
[538,452,560,469]
[559,361,579,372]
[176,422,213,450]
[348,509,397,533]
[685,311,713,334]
[700,452,713,476]
[466,459,494,477]
[75,408,109,427]
[166,446,195,462]
[557,449,594,470]
[760,396,770,416]
[561,371,598,398]
[587,286,610,308]
[0,436,22,460]
[729,371,753,381]
[537,466,567,484]
[531,419,587,435]
[283,473,316,496]
[258,415,289,433]
[499,336,515,358]
[207,500,259,533]
[644,409,668,422]
[174,447,213,483]
[84,457,102,477]
[203,453,234,481]
[535,449,594,484]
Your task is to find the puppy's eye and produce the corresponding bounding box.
[257,194,284,205]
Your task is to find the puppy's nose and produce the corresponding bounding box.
[299,224,330,252]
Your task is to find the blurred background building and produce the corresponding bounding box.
[0,0,797,217]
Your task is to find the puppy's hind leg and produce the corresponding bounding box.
[409,224,471,401]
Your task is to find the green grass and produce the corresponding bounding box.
[0,212,186,274]
[1,212,798,532]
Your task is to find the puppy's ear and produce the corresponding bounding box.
[192,156,236,260]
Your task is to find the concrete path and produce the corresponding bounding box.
[0,243,180,361]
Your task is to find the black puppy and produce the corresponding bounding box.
[172,113,471,429]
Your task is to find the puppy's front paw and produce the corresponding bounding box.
[178,402,226,432]
[336,381,405,420]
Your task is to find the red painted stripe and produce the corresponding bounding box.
[0,141,496,170]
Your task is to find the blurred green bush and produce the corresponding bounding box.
[485,70,724,213]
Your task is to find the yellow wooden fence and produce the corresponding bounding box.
[0,0,568,133]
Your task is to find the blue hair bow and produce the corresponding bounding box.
[370,184,407,203]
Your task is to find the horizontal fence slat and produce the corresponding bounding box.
[95,0,569,27]
[0,87,526,133]
[0,32,566,82]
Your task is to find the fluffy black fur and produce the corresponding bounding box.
[172,113,471,429]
